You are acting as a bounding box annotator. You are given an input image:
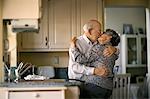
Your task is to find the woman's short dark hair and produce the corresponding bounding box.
[104,29,120,46]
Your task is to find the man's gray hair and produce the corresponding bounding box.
[83,23,93,32]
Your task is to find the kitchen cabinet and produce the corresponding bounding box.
[121,34,147,82]
[121,34,147,71]
[76,0,104,35]
[18,0,49,52]
[3,0,41,19]
[18,0,104,52]
[66,86,80,99]
[49,0,104,51]
[1,87,66,99]
[48,0,75,51]
[9,91,65,99]
[0,86,79,99]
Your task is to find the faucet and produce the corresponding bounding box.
[4,62,33,82]
[4,64,17,82]
[4,63,11,82]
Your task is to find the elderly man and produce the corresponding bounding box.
[68,20,118,99]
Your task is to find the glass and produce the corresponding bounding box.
[141,37,147,64]
[6,67,17,82]
[127,38,137,64]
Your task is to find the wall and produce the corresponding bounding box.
[105,7,146,34]
[19,52,69,68]
[0,0,4,82]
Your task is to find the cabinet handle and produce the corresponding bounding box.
[45,37,48,46]
[4,39,9,51]
[34,93,40,98]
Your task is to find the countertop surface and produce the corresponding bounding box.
[0,79,82,88]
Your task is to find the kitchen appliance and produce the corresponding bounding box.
[11,19,38,32]
[38,66,55,79]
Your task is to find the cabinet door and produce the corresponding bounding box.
[3,0,41,19]
[66,86,79,99]
[125,35,147,66]
[121,34,147,74]
[121,35,139,68]
[121,35,137,73]
[76,0,104,35]
[140,36,147,64]
[127,37,138,65]
[48,0,104,51]
[18,0,104,51]
[49,0,75,51]
[18,0,49,51]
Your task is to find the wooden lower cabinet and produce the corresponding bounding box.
[0,86,79,99]
[9,91,65,99]
[65,86,80,99]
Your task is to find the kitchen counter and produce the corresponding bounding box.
[0,79,80,99]
[0,79,81,88]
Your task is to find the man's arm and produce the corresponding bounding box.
[94,66,109,76]
[69,48,94,75]
[70,49,108,76]
[69,37,109,77]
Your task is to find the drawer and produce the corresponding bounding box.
[9,91,65,99]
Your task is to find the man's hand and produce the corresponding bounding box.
[70,36,77,48]
[103,45,117,57]
[94,66,109,77]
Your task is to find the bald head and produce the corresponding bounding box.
[89,20,101,27]
[83,20,101,33]
[83,20,102,42]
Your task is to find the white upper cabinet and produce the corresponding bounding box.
[121,34,147,73]
[18,0,48,51]
[3,0,41,19]
[48,0,75,51]
[76,0,104,35]
[18,0,104,52]
[48,0,104,51]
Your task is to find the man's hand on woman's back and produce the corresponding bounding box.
[94,66,109,77]
[70,36,77,48]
